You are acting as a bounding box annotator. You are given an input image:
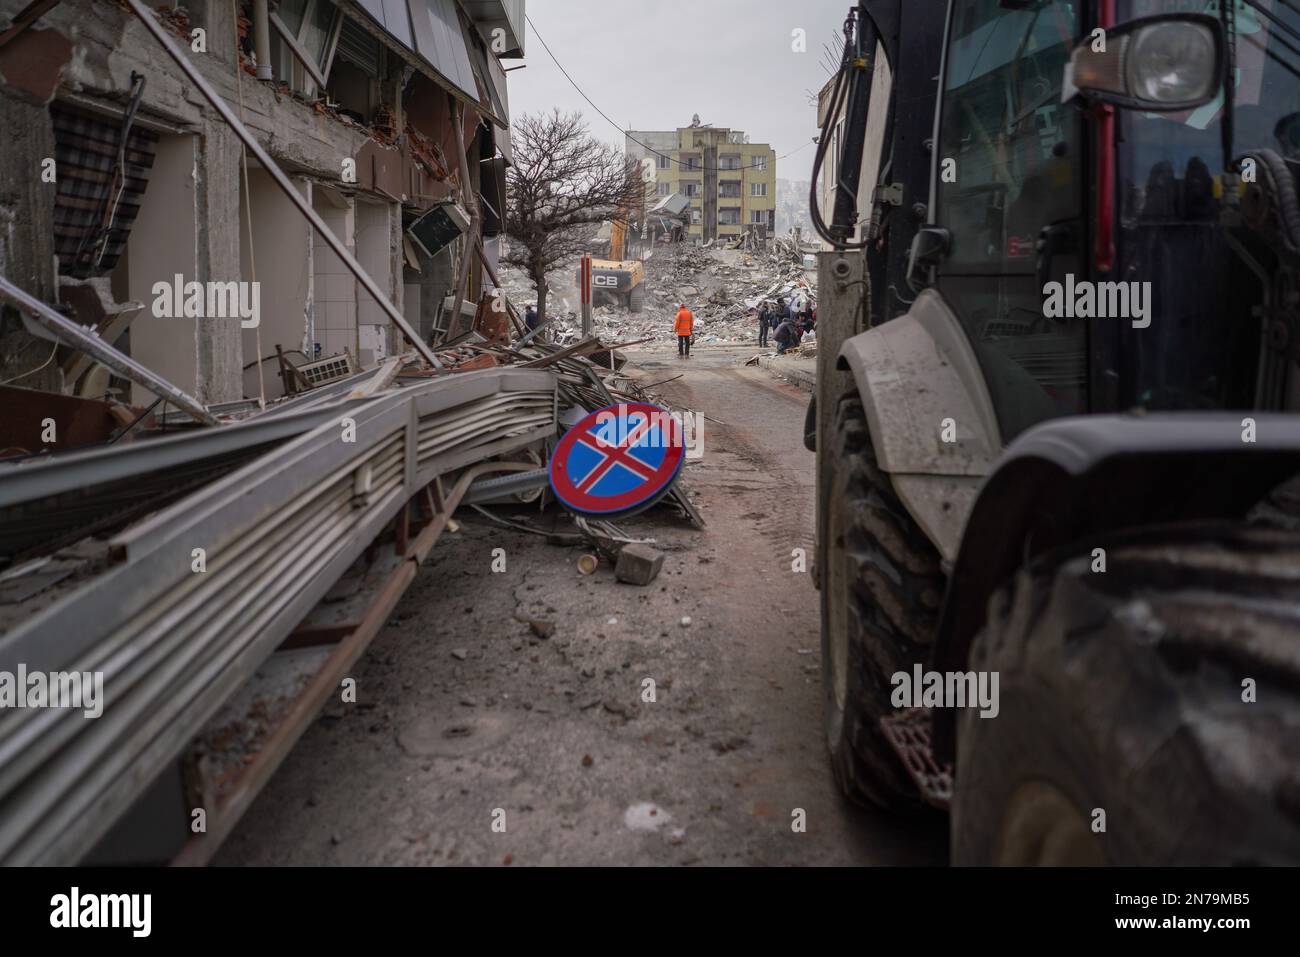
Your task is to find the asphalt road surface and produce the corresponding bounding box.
[218,342,946,866]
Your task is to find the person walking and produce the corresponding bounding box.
[757,301,772,347]
[675,303,695,359]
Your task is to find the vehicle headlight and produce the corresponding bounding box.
[1127,21,1219,105]
[1063,14,1223,113]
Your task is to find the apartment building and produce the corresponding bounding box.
[626,118,776,245]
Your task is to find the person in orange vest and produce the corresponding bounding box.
[674,303,695,359]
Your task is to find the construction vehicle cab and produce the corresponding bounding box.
[584,259,647,313]
[813,0,1300,864]
[581,211,647,313]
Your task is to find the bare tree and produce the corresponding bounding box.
[504,110,644,326]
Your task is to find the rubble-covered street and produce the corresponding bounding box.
[6,0,1300,939]
[218,342,944,865]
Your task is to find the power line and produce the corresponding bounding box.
[524,13,814,174]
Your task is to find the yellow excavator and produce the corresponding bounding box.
[583,215,646,313]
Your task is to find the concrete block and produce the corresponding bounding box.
[615,544,665,586]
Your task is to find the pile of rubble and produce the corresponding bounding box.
[494,237,819,347]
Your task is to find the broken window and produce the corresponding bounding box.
[268,0,343,96]
[328,17,383,121]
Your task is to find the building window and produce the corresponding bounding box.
[719,208,741,225]
[753,155,768,171]
[683,154,702,171]
[691,209,702,224]
[656,153,671,169]
[719,154,742,170]
[682,181,701,197]
[750,182,768,197]
[270,0,341,96]
[751,210,766,223]
[719,181,741,198]
[656,181,671,196]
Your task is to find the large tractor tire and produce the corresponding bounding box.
[952,522,1300,865]
[820,392,946,810]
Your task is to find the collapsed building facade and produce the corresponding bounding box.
[624,117,776,246]
[0,0,522,429]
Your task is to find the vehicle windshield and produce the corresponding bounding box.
[1115,1,1300,413]
[1120,1,1300,176]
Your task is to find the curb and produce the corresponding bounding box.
[756,355,816,393]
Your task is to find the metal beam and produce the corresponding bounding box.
[0,0,61,52]
[0,367,558,864]
[0,276,219,426]
[123,0,444,370]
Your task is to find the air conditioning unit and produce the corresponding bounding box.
[407,200,471,258]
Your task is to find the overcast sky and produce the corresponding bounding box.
[507,0,856,182]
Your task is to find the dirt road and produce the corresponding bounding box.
[218,343,946,866]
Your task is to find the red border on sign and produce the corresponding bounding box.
[549,402,686,514]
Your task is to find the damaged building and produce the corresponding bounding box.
[624,117,776,246]
[0,0,523,436]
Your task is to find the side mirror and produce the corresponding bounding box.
[907,226,950,290]
[1063,14,1224,113]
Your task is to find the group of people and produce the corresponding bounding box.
[522,297,810,363]
[758,297,815,354]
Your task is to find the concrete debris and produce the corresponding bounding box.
[495,236,818,347]
[624,802,672,832]
[614,543,666,586]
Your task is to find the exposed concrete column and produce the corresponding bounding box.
[0,39,63,391]
[192,0,238,65]
[388,199,404,350]
[195,117,244,403]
